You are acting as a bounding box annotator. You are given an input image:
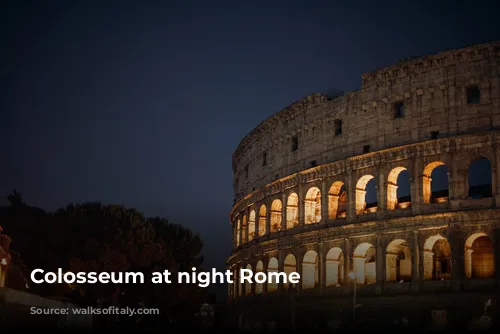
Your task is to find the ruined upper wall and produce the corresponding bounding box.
[232,40,500,202]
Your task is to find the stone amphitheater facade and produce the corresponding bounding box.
[226,41,500,330]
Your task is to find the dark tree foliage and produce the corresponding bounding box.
[0,192,206,327]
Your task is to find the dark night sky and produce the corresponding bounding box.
[1,0,500,289]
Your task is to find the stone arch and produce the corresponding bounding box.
[464,232,495,279]
[283,254,297,290]
[423,161,449,204]
[423,234,452,280]
[304,187,321,224]
[353,242,376,285]
[286,192,299,229]
[302,250,319,289]
[267,257,279,292]
[387,167,411,210]
[258,205,267,236]
[241,215,247,244]
[236,217,241,247]
[385,239,412,282]
[355,175,377,214]
[270,199,282,233]
[328,181,347,219]
[245,264,252,296]
[255,260,264,294]
[248,210,256,242]
[325,247,344,287]
[467,157,492,198]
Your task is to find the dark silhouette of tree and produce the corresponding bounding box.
[6,189,25,208]
[0,194,206,328]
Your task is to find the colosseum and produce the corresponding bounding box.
[225,40,500,331]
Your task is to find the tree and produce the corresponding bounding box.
[0,195,206,328]
[6,189,25,208]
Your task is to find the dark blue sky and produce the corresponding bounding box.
[2,0,500,277]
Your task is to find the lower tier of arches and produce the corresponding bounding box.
[227,209,500,299]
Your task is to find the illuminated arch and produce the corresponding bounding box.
[355,175,377,214]
[283,254,297,290]
[270,200,282,232]
[353,242,376,285]
[267,257,279,292]
[385,239,411,282]
[423,234,451,280]
[423,161,449,204]
[326,247,344,287]
[302,250,318,289]
[248,210,256,242]
[328,181,347,219]
[464,232,494,279]
[304,187,321,224]
[258,205,267,236]
[286,193,299,229]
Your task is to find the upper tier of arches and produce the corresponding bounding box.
[232,41,500,202]
[232,133,498,249]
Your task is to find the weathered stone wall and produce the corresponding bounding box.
[232,41,500,202]
[227,41,500,319]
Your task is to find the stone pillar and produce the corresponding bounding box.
[344,238,351,292]
[328,194,340,220]
[235,267,240,297]
[346,170,356,222]
[232,224,236,249]
[281,192,287,230]
[450,228,464,292]
[376,235,385,293]
[355,189,367,214]
[245,211,249,244]
[298,182,305,226]
[412,154,423,211]
[278,249,284,292]
[411,230,420,292]
[266,201,271,235]
[318,242,325,289]
[377,167,387,212]
[495,144,500,205]
[386,182,398,210]
[495,229,500,283]
[262,262,268,294]
[297,249,303,292]
[321,179,328,223]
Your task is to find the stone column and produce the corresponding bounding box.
[495,229,500,283]
[495,144,500,205]
[281,192,287,230]
[412,156,423,213]
[450,228,464,292]
[235,267,240,297]
[346,170,356,222]
[266,201,271,235]
[355,189,367,214]
[344,238,351,293]
[278,249,285,292]
[386,182,398,210]
[376,235,385,293]
[377,167,387,212]
[262,262,268,293]
[410,230,420,292]
[297,249,303,292]
[298,182,305,226]
[321,179,328,223]
[318,242,325,289]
